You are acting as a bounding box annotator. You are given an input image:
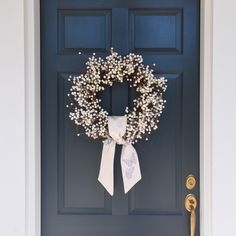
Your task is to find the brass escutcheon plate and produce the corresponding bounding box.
[186,174,196,190]
[185,194,197,212]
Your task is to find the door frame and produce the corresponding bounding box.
[24,0,213,235]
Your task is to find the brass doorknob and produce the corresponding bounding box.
[185,194,197,236]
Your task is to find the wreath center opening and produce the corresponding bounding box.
[97,81,139,116]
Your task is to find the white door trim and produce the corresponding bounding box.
[199,0,213,235]
[24,0,41,236]
[24,0,213,235]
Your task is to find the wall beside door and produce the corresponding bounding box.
[0,1,26,236]
[212,0,236,235]
[0,0,236,236]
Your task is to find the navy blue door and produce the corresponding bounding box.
[41,0,200,236]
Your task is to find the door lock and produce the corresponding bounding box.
[185,194,197,236]
[186,174,196,190]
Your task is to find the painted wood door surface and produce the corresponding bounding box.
[41,0,200,235]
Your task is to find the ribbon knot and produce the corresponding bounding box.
[98,116,142,196]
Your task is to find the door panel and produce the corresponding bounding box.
[41,0,199,235]
[129,9,183,53]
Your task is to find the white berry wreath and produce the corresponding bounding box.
[68,49,167,144]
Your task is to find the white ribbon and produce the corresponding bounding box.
[98,116,142,196]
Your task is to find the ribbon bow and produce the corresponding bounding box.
[98,116,142,195]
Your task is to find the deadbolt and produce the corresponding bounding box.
[186,174,196,190]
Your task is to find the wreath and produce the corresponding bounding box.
[68,49,167,144]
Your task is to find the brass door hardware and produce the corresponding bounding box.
[185,194,197,236]
[186,175,196,190]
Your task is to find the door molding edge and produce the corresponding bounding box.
[24,0,41,236]
[200,0,213,235]
[24,0,213,235]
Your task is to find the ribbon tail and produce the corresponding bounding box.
[121,144,142,194]
[98,139,116,196]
